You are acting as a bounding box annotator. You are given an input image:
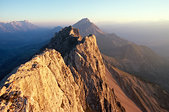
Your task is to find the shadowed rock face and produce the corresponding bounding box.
[46,26,82,56]
[0,26,126,112]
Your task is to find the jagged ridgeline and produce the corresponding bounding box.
[73,18,169,92]
[0,26,126,112]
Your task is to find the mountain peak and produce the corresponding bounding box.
[73,18,104,36]
[10,20,31,25]
[81,18,90,21]
[73,18,92,26]
[46,26,83,56]
[78,18,91,23]
[59,26,81,38]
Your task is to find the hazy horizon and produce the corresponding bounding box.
[1,0,169,57]
[1,17,169,57]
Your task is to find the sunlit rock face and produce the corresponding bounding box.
[0,49,84,112]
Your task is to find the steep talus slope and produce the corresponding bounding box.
[104,68,142,112]
[104,56,169,112]
[0,26,127,112]
[73,18,169,91]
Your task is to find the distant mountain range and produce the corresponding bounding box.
[73,18,169,91]
[100,22,169,57]
[0,20,38,32]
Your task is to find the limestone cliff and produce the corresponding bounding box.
[0,26,127,112]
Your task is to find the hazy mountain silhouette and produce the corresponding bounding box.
[73,18,104,36]
[0,20,38,32]
[100,22,169,57]
[51,26,63,35]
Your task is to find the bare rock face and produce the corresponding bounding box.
[46,26,82,56]
[46,26,126,112]
[0,49,84,112]
[64,35,121,111]
[0,26,126,112]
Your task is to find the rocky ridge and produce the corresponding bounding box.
[0,26,126,112]
[46,26,126,111]
[73,18,169,92]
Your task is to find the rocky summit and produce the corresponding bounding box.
[0,26,126,112]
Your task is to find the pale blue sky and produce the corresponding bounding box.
[1,0,169,25]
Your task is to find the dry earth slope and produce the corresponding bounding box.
[104,54,169,112]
